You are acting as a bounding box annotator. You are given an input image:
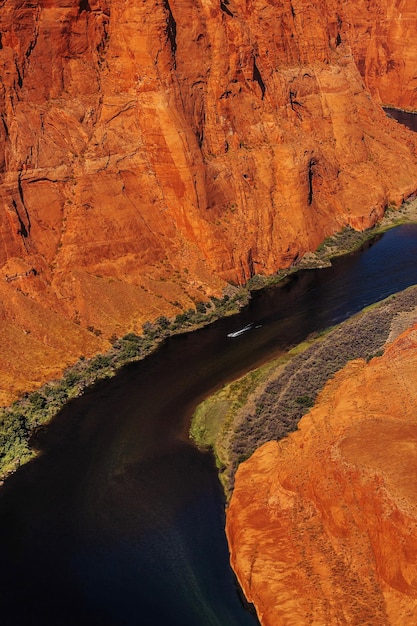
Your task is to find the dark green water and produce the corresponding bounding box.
[0,223,417,625]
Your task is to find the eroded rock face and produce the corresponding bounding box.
[226,324,417,625]
[1,0,417,400]
[335,0,417,109]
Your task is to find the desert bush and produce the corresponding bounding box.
[87,354,113,372]
[221,285,417,494]
[196,302,207,314]
[157,315,170,329]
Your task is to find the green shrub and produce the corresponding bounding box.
[295,395,314,407]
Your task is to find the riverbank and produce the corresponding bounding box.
[248,196,417,287]
[1,199,417,482]
[191,284,417,497]
[226,318,417,626]
[306,196,417,264]
[0,288,250,480]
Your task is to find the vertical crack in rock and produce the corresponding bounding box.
[336,15,342,46]
[25,21,39,60]
[239,258,247,284]
[308,158,316,205]
[220,0,234,17]
[12,199,29,249]
[253,58,266,99]
[78,0,91,13]
[19,6,41,90]
[96,9,110,63]
[15,60,23,89]
[0,114,8,172]
[289,88,303,119]
[247,248,255,278]
[164,0,177,66]
[196,116,205,147]
[1,115,8,138]
[17,172,31,238]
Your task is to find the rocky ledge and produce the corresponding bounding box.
[226,317,417,625]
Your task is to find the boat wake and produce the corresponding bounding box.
[227,323,253,338]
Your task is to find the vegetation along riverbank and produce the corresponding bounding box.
[1,198,417,482]
[191,284,417,497]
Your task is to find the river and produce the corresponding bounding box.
[1,112,417,626]
[0,223,417,625]
[385,106,417,129]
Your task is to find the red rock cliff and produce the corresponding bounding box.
[1,0,417,401]
[332,0,417,109]
[226,323,417,625]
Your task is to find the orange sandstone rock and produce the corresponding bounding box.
[335,0,417,110]
[0,0,417,400]
[226,324,417,626]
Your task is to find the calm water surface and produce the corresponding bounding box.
[1,224,417,625]
[385,107,417,131]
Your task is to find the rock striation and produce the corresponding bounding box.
[1,0,417,400]
[226,322,417,625]
[334,0,417,110]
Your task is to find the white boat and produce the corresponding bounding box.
[227,323,253,338]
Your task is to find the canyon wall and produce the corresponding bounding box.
[226,322,417,625]
[334,0,417,109]
[1,0,417,400]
